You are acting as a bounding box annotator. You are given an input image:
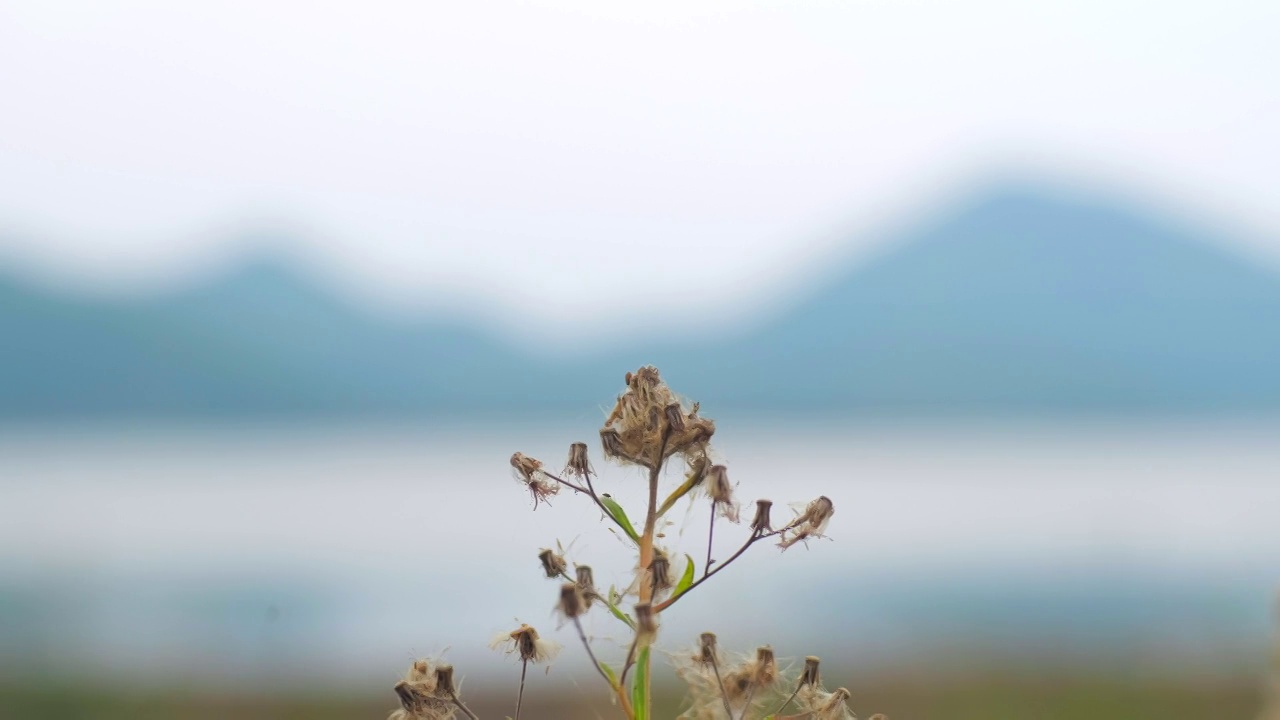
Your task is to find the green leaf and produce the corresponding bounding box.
[671,554,696,599]
[605,596,636,630]
[655,474,700,517]
[600,494,640,543]
[631,645,651,720]
[599,661,618,689]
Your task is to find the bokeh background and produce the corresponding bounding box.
[2,2,1279,719]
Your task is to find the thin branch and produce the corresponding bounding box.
[542,469,636,540]
[655,527,762,612]
[514,658,528,720]
[572,615,616,690]
[770,683,803,717]
[705,500,717,578]
[708,654,735,720]
[448,691,480,720]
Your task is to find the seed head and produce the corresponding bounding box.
[706,465,741,522]
[433,665,455,695]
[751,499,774,534]
[557,582,586,619]
[664,402,686,432]
[780,496,835,549]
[510,452,542,482]
[599,428,624,459]
[565,442,591,478]
[490,623,561,664]
[751,646,778,686]
[538,548,567,579]
[801,656,822,687]
[697,632,719,665]
[600,366,715,468]
[801,496,835,533]
[813,687,853,720]
[511,452,559,508]
[574,565,598,608]
[649,547,673,593]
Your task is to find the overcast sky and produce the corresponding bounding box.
[1,0,1277,329]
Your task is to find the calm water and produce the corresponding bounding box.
[1,420,1277,689]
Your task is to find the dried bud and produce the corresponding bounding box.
[707,465,733,503]
[538,548,567,579]
[752,646,778,685]
[686,456,709,487]
[433,664,455,695]
[648,405,661,432]
[707,465,741,522]
[801,656,821,687]
[818,687,852,716]
[780,496,835,549]
[635,602,658,641]
[751,499,774,534]
[575,565,598,608]
[407,659,431,684]
[600,428,623,458]
[664,403,686,432]
[510,452,542,482]
[558,582,585,619]
[491,623,561,664]
[801,496,835,533]
[697,632,719,665]
[566,442,591,477]
[394,680,416,710]
[649,548,673,592]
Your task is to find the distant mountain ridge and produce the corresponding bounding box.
[3,183,1279,418]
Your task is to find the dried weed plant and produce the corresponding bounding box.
[386,366,883,720]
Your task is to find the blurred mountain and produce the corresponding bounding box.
[3,183,1279,418]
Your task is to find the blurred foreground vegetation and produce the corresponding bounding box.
[0,674,1260,720]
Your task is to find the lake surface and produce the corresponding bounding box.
[1,419,1277,689]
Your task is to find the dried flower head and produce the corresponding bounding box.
[706,465,741,522]
[664,402,686,432]
[812,687,854,720]
[649,547,673,593]
[538,548,567,579]
[697,632,719,665]
[511,452,559,508]
[751,499,774,534]
[565,442,591,478]
[557,582,586,619]
[490,623,561,664]
[600,366,715,467]
[780,496,835,549]
[433,664,456,695]
[389,658,458,720]
[574,564,598,608]
[801,655,822,687]
[750,646,778,686]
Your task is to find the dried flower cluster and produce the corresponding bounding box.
[386,366,881,720]
[389,658,475,720]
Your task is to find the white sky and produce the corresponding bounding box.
[0,0,1277,330]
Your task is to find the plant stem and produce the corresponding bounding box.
[514,658,528,720]
[708,653,735,720]
[654,527,763,612]
[770,684,803,717]
[449,692,480,720]
[572,616,614,689]
[705,500,717,578]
